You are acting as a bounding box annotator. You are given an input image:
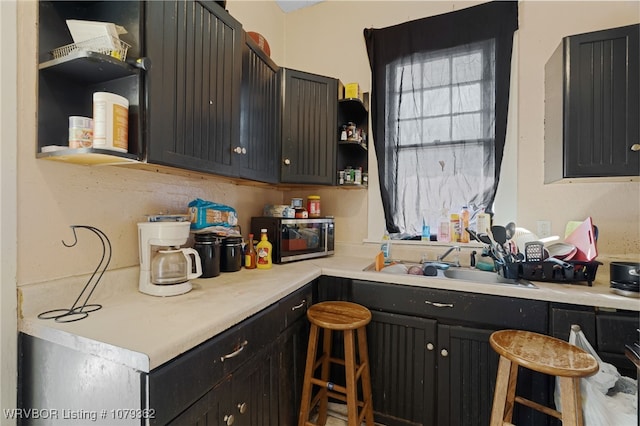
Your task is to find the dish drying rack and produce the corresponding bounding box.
[51,35,130,61]
[495,259,601,286]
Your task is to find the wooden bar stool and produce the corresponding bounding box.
[298,301,374,426]
[489,329,599,426]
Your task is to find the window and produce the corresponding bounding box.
[364,1,518,237]
[386,40,496,235]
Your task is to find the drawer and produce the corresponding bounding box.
[550,304,596,343]
[148,303,280,425]
[352,280,548,333]
[596,311,639,353]
[278,283,313,331]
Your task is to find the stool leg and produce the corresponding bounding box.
[490,355,519,426]
[558,376,583,426]
[317,328,333,426]
[357,326,374,426]
[343,329,358,426]
[299,324,320,426]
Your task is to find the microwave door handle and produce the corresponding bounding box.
[324,223,328,252]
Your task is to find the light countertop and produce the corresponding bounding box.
[18,252,639,373]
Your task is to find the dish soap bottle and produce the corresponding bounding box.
[244,233,257,269]
[421,219,431,242]
[381,230,392,264]
[256,229,272,269]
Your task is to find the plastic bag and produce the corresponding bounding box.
[554,325,637,426]
[188,198,238,229]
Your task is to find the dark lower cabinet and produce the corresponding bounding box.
[551,303,639,378]
[348,279,550,426]
[366,311,436,426]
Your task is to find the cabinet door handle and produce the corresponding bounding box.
[283,158,291,165]
[631,144,640,152]
[426,343,435,351]
[223,414,234,425]
[237,402,247,414]
[440,348,449,357]
[233,147,242,154]
[220,340,248,362]
[425,300,454,308]
[291,300,306,310]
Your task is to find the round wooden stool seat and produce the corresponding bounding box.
[489,329,599,426]
[307,301,372,330]
[490,330,599,377]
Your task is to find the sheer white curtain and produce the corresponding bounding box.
[385,40,496,236]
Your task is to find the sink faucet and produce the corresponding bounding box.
[437,245,461,267]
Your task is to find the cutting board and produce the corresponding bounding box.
[564,217,598,261]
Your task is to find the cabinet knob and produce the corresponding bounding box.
[631,144,640,152]
[237,402,247,414]
[241,147,247,154]
[223,414,234,425]
[283,158,291,165]
[233,147,242,154]
[426,342,435,351]
[440,348,449,357]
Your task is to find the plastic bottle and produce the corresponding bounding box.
[450,213,461,243]
[421,219,431,242]
[460,206,470,243]
[476,208,491,235]
[437,210,450,242]
[256,229,273,269]
[381,230,392,264]
[244,233,257,269]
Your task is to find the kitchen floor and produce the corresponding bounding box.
[316,403,385,426]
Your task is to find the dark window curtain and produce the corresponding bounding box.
[364,1,518,233]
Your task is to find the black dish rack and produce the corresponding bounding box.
[497,260,601,286]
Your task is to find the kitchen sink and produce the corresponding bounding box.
[363,262,537,289]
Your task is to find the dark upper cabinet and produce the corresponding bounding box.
[145,0,242,176]
[280,69,338,185]
[238,34,281,183]
[545,24,640,182]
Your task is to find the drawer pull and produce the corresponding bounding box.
[426,343,435,351]
[237,402,247,414]
[223,414,234,425]
[291,300,306,311]
[220,340,248,362]
[441,348,449,357]
[425,300,454,308]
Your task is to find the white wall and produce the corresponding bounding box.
[0,1,17,423]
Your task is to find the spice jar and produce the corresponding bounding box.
[307,195,321,218]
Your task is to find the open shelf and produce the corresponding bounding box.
[39,50,136,84]
[37,147,139,165]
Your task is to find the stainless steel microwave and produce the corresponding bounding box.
[250,217,335,264]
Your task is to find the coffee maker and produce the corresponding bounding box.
[138,221,202,296]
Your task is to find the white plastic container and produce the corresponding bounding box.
[68,116,93,149]
[92,92,129,152]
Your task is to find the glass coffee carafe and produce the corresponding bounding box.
[151,247,201,285]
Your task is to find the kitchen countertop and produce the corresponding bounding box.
[18,252,639,373]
